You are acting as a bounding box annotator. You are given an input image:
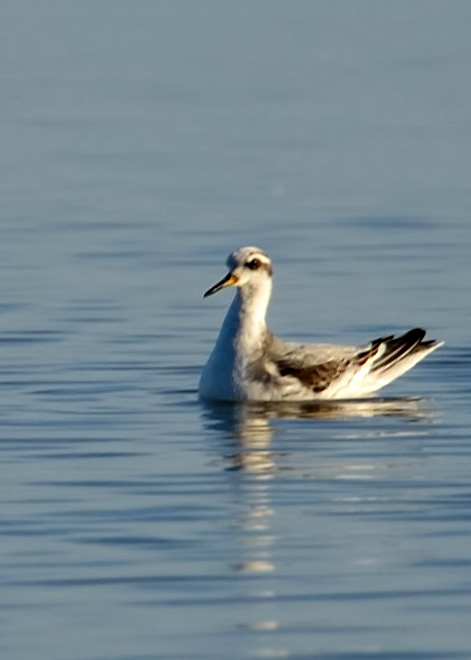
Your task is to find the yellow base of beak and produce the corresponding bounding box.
[204,272,239,297]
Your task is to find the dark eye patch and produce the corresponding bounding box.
[246,258,261,270]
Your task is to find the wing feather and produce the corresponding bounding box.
[275,356,351,393]
[267,328,441,396]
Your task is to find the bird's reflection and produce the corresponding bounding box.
[200,396,434,655]
[202,396,431,472]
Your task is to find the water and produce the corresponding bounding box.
[1,2,471,659]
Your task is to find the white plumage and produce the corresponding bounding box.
[199,246,443,402]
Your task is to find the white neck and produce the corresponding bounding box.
[216,278,272,357]
[199,276,273,400]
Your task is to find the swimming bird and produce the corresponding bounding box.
[199,246,443,401]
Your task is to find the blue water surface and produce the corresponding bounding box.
[1,2,471,659]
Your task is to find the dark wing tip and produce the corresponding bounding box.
[367,328,440,373]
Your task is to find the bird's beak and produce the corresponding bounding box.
[204,272,239,297]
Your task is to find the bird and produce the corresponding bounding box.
[199,246,443,402]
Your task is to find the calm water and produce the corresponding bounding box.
[1,2,471,659]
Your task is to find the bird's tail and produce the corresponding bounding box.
[354,328,443,394]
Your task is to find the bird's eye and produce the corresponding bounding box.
[246,259,261,270]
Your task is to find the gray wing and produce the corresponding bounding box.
[266,336,360,393]
[275,355,352,393]
[266,329,434,394]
